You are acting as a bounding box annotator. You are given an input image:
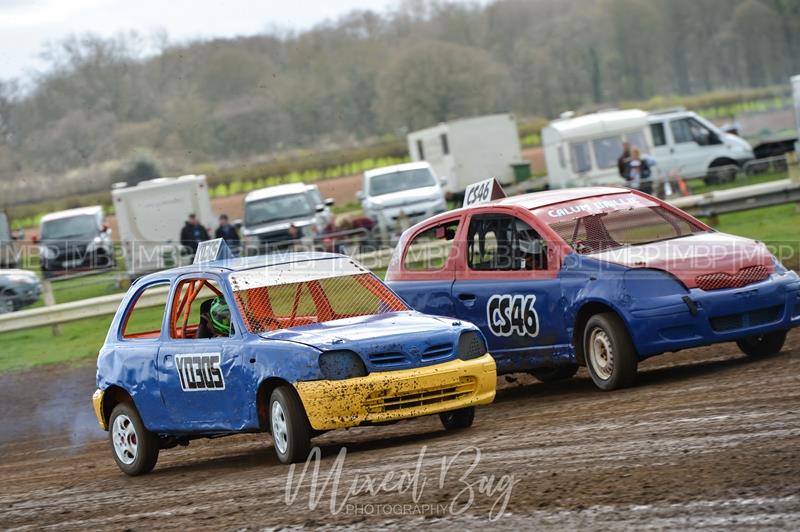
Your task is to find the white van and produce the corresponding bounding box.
[542,109,654,189]
[358,161,447,232]
[647,109,754,182]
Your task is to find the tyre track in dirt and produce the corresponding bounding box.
[1,330,799,530]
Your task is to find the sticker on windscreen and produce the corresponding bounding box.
[487,294,539,337]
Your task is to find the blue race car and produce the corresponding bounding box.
[93,248,496,475]
[386,186,800,391]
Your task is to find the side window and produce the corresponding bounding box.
[404,220,459,271]
[570,141,592,174]
[440,133,450,155]
[122,282,170,339]
[592,136,623,169]
[467,215,548,271]
[416,139,425,160]
[307,188,322,208]
[670,119,693,144]
[650,123,666,147]
[171,278,234,339]
[688,118,713,146]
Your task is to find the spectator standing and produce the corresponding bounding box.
[617,141,631,178]
[180,213,210,254]
[215,214,241,249]
[624,147,652,193]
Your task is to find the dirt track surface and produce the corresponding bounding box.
[1,330,799,530]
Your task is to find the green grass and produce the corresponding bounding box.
[686,170,788,196]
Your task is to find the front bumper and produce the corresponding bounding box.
[294,354,497,430]
[628,273,800,357]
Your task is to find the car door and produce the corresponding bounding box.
[451,209,566,373]
[157,274,247,431]
[667,117,712,179]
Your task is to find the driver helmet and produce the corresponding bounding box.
[209,297,231,335]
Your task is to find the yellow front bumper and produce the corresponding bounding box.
[92,389,107,430]
[294,354,496,430]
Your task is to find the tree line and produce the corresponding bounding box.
[0,0,798,199]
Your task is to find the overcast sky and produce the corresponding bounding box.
[0,0,398,81]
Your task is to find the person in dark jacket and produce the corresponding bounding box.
[623,147,652,193]
[180,213,210,254]
[617,142,631,178]
[214,214,241,249]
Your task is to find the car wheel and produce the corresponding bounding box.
[269,386,312,464]
[0,296,14,314]
[736,330,787,357]
[108,402,159,476]
[583,313,638,390]
[439,406,475,430]
[530,364,579,383]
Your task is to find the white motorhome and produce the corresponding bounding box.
[407,114,524,195]
[542,109,654,189]
[112,175,215,277]
[647,109,754,183]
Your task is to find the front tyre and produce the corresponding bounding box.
[530,364,579,383]
[736,330,787,357]
[584,313,638,391]
[439,406,475,430]
[269,387,312,464]
[108,402,159,476]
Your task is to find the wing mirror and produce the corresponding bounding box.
[356,191,365,201]
[324,198,335,207]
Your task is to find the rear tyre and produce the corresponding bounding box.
[583,313,638,390]
[736,330,787,357]
[530,364,579,383]
[108,402,159,476]
[269,386,312,464]
[440,407,475,430]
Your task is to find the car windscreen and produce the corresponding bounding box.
[41,214,97,240]
[534,193,708,254]
[229,260,408,333]
[245,193,313,226]
[368,168,436,196]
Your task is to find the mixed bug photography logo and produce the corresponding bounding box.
[284,446,518,521]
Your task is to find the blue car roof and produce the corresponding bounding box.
[134,251,346,284]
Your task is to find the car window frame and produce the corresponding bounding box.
[454,207,561,281]
[399,214,464,280]
[168,272,243,342]
[117,279,171,342]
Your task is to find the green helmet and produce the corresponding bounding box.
[209,297,231,335]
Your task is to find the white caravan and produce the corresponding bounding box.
[542,109,654,189]
[406,114,524,195]
[112,175,215,277]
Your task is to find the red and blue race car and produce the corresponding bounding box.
[386,185,800,390]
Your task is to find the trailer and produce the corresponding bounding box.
[112,175,215,278]
[406,114,524,196]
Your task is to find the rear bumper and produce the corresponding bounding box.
[294,354,497,430]
[628,273,800,357]
[92,389,106,430]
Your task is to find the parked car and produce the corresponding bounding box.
[0,268,41,313]
[386,186,799,391]
[93,249,496,474]
[358,161,447,234]
[242,183,334,251]
[37,206,115,278]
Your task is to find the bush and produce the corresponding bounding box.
[113,152,161,186]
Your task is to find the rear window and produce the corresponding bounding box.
[403,220,459,271]
[535,194,707,254]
